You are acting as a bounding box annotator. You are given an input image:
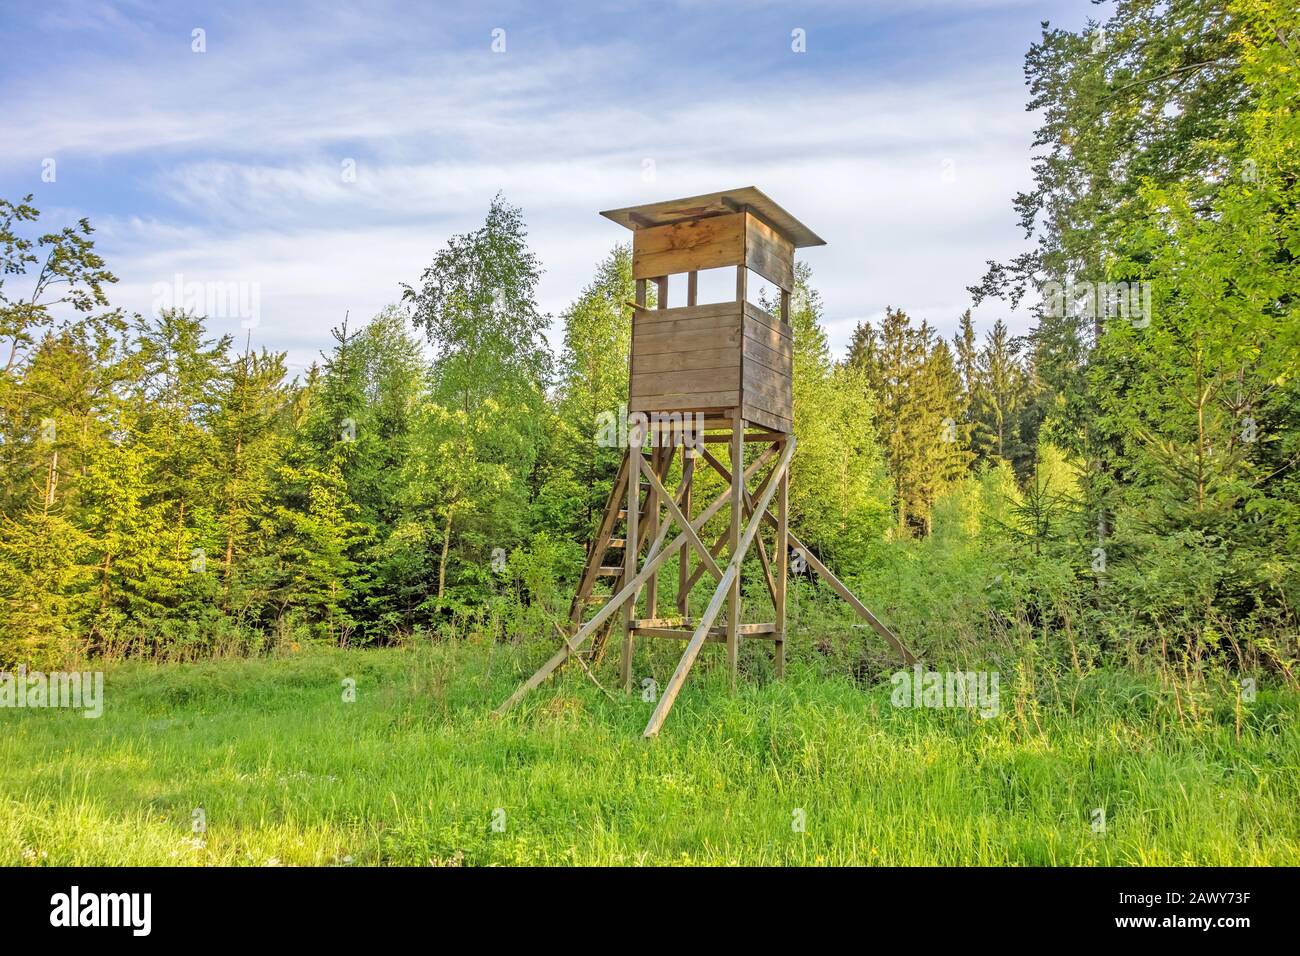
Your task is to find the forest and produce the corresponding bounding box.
[1,0,1297,692]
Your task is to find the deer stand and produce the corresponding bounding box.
[492,187,916,736]
[493,422,917,738]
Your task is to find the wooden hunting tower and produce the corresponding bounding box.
[496,188,915,737]
[606,187,822,434]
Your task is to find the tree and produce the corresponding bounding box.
[399,197,551,611]
[849,307,963,535]
[970,319,1034,471]
[547,244,634,540]
[781,268,891,564]
[402,194,551,410]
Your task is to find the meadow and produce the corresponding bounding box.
[3,638,1297,866]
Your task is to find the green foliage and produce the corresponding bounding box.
[2,7,1298,687]
[785,269,891,565]
[848,306,967,535]
[964,0,1299,664]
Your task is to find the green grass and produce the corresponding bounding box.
[2,640,1298,865]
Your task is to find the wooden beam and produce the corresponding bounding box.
[783,532,917,665]
[622,443,641,691]
[493,450,776,717]
[702,431,785,443]
[633,623,778,642]
[644,445,661,619]
[643,438,796,738]
[639,451,721,582]
[727,410,744,689]
[775,464,789,678]
[629,616,688,629]
[677,453,694,617]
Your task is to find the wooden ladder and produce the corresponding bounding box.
[568,445,677,663]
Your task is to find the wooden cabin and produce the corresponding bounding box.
[600,187,825,435]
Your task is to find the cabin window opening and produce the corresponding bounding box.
[691,266,736,306]
[665,275,689,308]
[747,270,783,318]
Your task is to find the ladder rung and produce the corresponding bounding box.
[597,566,623,576]
[608,538,626,548]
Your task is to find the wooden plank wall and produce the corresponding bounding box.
[628,210,796,433]
[630,302,743,413]
[633,214,745,280]
[631,211,794,292]
[741,302,793,432]
[744,214,794,291]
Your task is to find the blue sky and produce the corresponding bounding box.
[0,0,1096,374]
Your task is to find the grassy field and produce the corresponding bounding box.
[2,640,1298,866]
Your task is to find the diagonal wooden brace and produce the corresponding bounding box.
[492,449,779,718]
[642,437,796,738]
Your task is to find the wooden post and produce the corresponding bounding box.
[727,411,744,689]
[677,451,694,618]
[775,449,789,679]
[627,274,648,693]
[642,439,795,737]
[622,435,640,692]
[645,445,660,619]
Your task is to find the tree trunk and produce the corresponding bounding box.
[437,511,453,600]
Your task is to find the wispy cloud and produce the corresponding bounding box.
[1,0,1083,368]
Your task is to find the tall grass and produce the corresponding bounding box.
[3,641,1297,866]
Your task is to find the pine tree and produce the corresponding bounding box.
[849,308,962,536]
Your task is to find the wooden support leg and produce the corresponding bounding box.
[622,440,641,692]
[643,439,795,738]
[727,413,743,691]
[775,453,789,679]
[493,448,787,720]
[677,452,694,617]
[645,446,660,619]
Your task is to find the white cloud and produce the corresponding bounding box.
[6,3,1043,368]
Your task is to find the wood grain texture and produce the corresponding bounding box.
[632,213,745,279]
[631,366,741,398]
[744,213,795,292]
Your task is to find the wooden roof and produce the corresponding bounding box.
[600,186,825,248]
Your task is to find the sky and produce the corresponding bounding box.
[0,0,1097,377]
